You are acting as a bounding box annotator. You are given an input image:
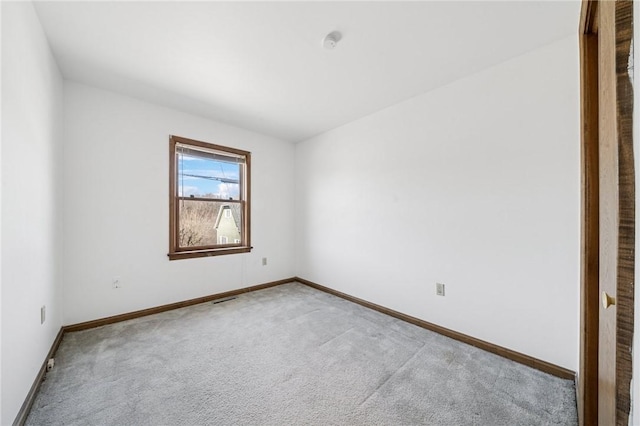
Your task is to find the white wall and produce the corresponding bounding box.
[1,2,64,424]
[62,82,295,325]
[295,36,580,371]
[0,3,4,423]
[1,2,4,421]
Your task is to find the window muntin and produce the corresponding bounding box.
[169,135,251,260]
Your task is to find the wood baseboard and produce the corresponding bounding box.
[13,327,65,426]
[64,277,297,332]
[16,275,574,425]
[294,277,575,380]
[15,278,296,425]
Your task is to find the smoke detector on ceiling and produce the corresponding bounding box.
[323,31,342,50]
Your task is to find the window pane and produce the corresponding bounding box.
[177,152,241,200]
[178,200,242,248]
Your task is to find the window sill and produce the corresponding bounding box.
[168,246,252,260]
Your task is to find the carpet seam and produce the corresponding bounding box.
[358,343,426,407]
[318,327,356,347]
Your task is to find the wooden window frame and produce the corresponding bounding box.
[168,135,251,260]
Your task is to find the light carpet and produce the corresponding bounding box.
[26,282,577,425]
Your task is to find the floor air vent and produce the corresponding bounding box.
[211,297,237,305]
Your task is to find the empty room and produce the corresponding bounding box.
[3,0,640,425]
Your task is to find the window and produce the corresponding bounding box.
[169,135,251,260]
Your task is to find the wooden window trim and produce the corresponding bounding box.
[168,135,252,260]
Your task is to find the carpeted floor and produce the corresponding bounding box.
[26,282,577,425]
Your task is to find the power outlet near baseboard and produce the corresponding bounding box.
[40,305,46,324]
[436,283,445,297]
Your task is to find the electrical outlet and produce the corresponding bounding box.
[113,277,121,289]
[47,358,55,371]
[40,306,46,324]
[436,283,445,297]
[262,257,267,266]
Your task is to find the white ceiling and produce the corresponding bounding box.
[34,1,580,143]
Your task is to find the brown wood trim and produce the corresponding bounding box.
[580,0,598,35]
[64,278,296,332]
[13,327,65,426]
[168,135,251,260]
[169,136,178,258]
[244,154,251,254]
[168,246,252,260]
[295,277,576,380]
[578,1,600,424]
[170,134,251,158]
[613,2,634,424]
[174,243,245,252]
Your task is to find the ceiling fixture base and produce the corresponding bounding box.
[323,31,342,50]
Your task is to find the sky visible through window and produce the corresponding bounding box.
[177,153,240,200]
